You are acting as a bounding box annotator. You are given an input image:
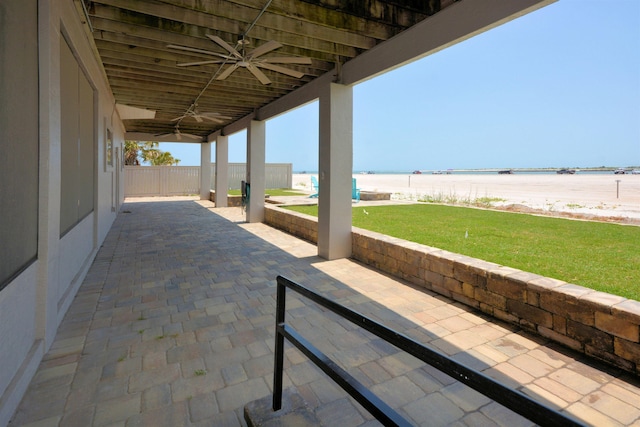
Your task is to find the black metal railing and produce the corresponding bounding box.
[272,275,585,427]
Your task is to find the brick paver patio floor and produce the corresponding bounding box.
[9,197,640,426]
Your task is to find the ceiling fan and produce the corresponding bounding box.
[171,109,232,124]
[155,125,202,141]
[168,35,312,85]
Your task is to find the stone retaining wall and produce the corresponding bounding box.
[210,191,243,207]
[264,204,317,243]
[264,205,640,374]
[360,191,391,201]
[210,191,275,207]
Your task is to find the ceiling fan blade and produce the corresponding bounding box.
[177,60,225,67]
[217,63,239,80]
[257,62,304,79]
[207,35,242,59]
[199,116,224,124]
[166,131,201,141]
[246,63,272,85]
[167,44,230,59]
[248,40,282,59]
[155,130,182,140]
[199,113,232,123]
[200,112,231,118]
[260,57,312,64]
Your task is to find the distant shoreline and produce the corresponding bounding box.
[294,166,640,175]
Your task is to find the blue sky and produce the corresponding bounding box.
[159,0,639,172]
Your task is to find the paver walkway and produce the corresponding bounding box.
[9,198,640,426]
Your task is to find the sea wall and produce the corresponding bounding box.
[264,204,640,374]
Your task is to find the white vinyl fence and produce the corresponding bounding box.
[125,163,292,197]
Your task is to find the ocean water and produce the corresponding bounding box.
[295,169,623,176]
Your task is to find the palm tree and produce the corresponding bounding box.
[139,141,160,164]
[151,151,180,166]
[125,141,180,166]
[124,140,141,165]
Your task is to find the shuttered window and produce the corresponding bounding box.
[0,0,39,290]
[60,36,95,237]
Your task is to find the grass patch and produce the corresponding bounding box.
[285,204,640,300]
[227,188,307,197]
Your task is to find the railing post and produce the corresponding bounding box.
[272,277,286,411]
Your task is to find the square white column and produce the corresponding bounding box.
[214,135,229,207]
[318,82,353,260]
[246,120,266,223]
[200,141,212,200]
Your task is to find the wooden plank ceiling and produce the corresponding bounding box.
[85,0,456,140]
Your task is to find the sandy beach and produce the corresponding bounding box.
[292,173,640,222]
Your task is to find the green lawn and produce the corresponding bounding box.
[285,204,640,301]
[227,188,307,197]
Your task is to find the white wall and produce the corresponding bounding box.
[0,0,124,424]
[0,265,40,426]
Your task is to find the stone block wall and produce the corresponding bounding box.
[263,205,640,374]
[210,191,243,207]
[360,191,391,201]
[264,205,318,244]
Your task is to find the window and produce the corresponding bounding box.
[60,36,95,236]
[0,0,39,290]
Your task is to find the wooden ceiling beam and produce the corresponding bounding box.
[109,82,286,108]
[110,85,280,111]
[295,0,439,25]
[163,0,399,40]
[102,62,307,98]
[94,0,382,48]
[94,18,358,64]
[95,42,321,86]
[97,46,317,91]
[90,2,365,57]
[97,46,325,89]
[91,15,351,63]
[124,117,233,128]
[85,0,473,135]
[96,31,335,75]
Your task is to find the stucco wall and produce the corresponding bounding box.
[0,265,40,423]
[264,204,640,374]
[0,1,124,424]
[57,215,96,317]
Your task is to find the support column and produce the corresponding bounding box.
[200,141,212,200]
[318,82,353,260]
[214,135,229,207]
[246,120,266,223]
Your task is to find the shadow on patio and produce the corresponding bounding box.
[10,198,640,426]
